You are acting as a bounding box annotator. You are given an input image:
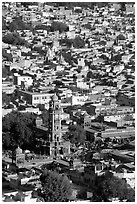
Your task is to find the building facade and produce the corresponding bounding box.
[35,94,70,158]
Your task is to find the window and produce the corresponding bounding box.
[34,97,39,100]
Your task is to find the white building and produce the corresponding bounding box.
[14,73,33,86]
[71,95,88,106]
[77,81,89,90]
[78,58,85,67]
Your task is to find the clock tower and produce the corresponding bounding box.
[49,93,62,157]
[48,93,70,158]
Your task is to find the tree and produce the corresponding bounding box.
[73,36,85,48]
[2,132,11,150]
[14,192,25,202]
[2,111,36,151]
[38,170,72,201]
[60,38,72,48]
[2,16,7,30]
[2,49,13,62]
[8,16,32,32]
[2,92,10,106]
[20,2,38,7]
[119,2,126,11]
[51,21,69,33]
[35,24,51,31]
[92,172,135,202]
[3,32,29,46]
[63,124,86,145]
[84,23,91,30]
[62,51,73,65]
[37,104,45,111]
[41,110,49,126]
[33,46,47,56]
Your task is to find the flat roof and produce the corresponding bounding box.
[19,89,54,95]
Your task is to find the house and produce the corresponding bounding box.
[18,89,54,108]
[85,103,118,117]
[71,95,88,106]
[2,81,15,94]
[113,163,135,188]
[14,73,33,87]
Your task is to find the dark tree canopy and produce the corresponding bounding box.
[35,24,51,31]
[20,2,39,7]
[73,36,85,48]
[2,49,13,62]
[92,172,135,202]
[3,32,29,46]
[60,36,86,49]
[46,2,101,9]
[51,21,69,33]
[8,16,32,32]
[62,51,73,65]
[41,109,49,126]
[63,124,86,145]
[2,111,36,150]
[60,38,72,48]
[33,46,47,56]
[2,92,10,106]
[2,16,7,30]
[39,170,72,201]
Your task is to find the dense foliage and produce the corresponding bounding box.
[37,170,72,201]
[2,16,8,30]
[63,124,86,145]
[61,51,73,65]
[2,49,13,62]
[3,32,29,46]
[2,92,11,106]
[8,16,32,32]
[46,2,109,9]
[35,24,51,31]
[51,21,69,33]
[92,172,135,202]
[73,36,85,48]
[2,111,36,150]
[60,36,85,49]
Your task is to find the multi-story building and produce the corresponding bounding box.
[18,89,54,109]
[85,103,118,116]
[48,94,70,157]
[35,93,70,158]
[14,73,33,87]
[85,103,134,117]
[84,125,135,143]
[71,95,89,106]
[2,81,15,94]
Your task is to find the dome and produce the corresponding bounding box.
[52,93,58,101]
[16,146,23,154]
